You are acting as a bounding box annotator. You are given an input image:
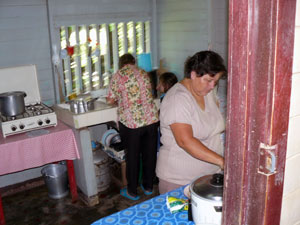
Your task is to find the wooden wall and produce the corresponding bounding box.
[156,0,228,80]
[0,0,55,105]
[0,0,152,105]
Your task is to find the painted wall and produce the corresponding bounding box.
[156,0,228,80]
[155,0,228,116]
[281,0,300,224]
[0,0,151,106]
[0,0,55,105]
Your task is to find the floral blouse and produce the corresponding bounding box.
[107,64,159,128]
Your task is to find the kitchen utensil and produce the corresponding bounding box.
[68,97,98,114]
[77,98,86,113]
[190,173,223,225]
[0,91,26,117]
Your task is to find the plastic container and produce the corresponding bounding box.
[41,164,69,199]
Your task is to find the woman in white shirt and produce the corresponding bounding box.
[156,50,227,194]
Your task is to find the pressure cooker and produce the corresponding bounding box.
[190,173,224,225]
[0,91,27,117]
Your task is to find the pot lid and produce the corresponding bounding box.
[0,91,26,97]
[191,173,224,201]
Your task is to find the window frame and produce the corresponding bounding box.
[53,19,153,101]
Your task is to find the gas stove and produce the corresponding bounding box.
[0,65,58,138]
[0,102,57,138]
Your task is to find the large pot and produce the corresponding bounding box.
[0,91,26,117]
[190,173,223,225]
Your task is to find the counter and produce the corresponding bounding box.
[53,101,118,206]
[53,101,118,129]
[91,186,194,225]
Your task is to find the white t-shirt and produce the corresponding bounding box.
[156,83,225,185]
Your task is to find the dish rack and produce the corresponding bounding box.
[101,145,125,163]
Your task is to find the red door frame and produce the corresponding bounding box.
[223,0,296,224]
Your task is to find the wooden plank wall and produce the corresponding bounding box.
[156,0,228,80]
[0,0,55,105]
[49,0,151,27]
[0,0,151,106]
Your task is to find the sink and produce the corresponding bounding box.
[53,102,118,129]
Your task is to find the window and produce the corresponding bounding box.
[59,21,151,97]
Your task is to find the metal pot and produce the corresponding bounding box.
[0,91,27,117]
[69,97,98,114]
[190,173,224,225]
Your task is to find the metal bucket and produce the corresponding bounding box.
[41,164,69,199]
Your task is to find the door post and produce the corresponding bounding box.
[224,0,296,224]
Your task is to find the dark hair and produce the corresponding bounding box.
[159,72,178,92]
[184,51,227,78]
[119,53,135,69]
[148,70,158,98]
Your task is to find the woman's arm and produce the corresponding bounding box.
[170,123,224,169]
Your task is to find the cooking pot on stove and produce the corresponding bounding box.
[190,173,223,225]
[0,91,26,117]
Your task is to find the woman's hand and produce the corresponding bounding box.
[170,123,224,169]
[106,96,117,105]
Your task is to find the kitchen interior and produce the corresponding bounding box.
[0,0,300,225]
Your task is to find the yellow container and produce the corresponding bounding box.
[68,93,77,100]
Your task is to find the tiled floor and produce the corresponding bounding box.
[2,182,159,225]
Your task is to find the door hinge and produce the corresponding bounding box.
[257,143,277,176]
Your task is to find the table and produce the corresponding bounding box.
[91,186,194,225]
[0,121,80,225]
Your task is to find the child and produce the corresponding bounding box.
[156,72,178,101]
[148,69,158,98]
[156,72,178,150]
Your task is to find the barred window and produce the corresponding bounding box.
[59,21,151,97]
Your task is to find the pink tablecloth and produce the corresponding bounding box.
[0,121,80,176]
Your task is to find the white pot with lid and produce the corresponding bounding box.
[190,173,223,225]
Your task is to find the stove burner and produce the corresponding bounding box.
[0,102,57,138]
[0,102,54,122]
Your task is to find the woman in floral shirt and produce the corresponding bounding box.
[107,53,159,200]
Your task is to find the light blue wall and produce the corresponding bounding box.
[0,0,152,106]
[0,0,55,105]
[156,0,228,80]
